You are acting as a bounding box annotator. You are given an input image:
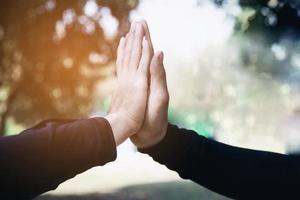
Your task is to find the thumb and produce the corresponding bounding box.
[150,51,165,77]
[150,51,169,98]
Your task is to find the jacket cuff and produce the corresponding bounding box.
[93,117,117,165]
[138,123,189,167]
[138,123,206,168]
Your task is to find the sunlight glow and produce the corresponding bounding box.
[45,0,56,11]
[130,0,234,62]
[83,0,98,17]
[271,43,287,61]
[63,57,74,69]
[89,52,108,64]
[98,7,119,39]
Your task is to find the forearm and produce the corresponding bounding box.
[0,117,116,199]
[140,123,300,199]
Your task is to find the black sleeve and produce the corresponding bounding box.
[0,117,117,200]
[139,123,300,200]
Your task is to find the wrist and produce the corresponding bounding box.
[104,113,128,146]
[132,123,168,149]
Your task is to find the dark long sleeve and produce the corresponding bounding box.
[0,117,117,200]
[139,123,300,199]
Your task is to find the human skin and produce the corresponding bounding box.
[105,21,153,145]
[109,21,169,148]
[130,21,169,149]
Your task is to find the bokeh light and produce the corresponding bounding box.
[1,0,300,199]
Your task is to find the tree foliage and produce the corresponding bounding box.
[0,0,138,135]
[216,0,300,82]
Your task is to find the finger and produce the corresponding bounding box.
[140,20,154,54]
[123,22,136,67]
[129,22,144,70]
[116,36,125,74]
[138,37,152,75]
[150,52,164,75]
[150,51,169,104]
[150,51,167,86]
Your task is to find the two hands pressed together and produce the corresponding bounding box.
[105,21,169,148]
[0,21,171,199]
[1,20,300,200]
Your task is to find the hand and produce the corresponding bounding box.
[105,21,153,146]
[130,21,169,149]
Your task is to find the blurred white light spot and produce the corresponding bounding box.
[78,15,95,34]
[63,57,74,68]
[223,0,242,16]
[84,0,99,17]
[63,9,76,26]
[291,53,300,69]
[268,0,279,8]
[98,7,119,39]
[228,5,242,16]
[77,86,89,97]
[52,88,62,98]
[89,52,107,64]
[0,87,9,101]
[130,0,234,61]
[54,20,66,40]
[266,14,277,26]
[271,44,287,61]
[45,0,56,11]
[261,7,271,16]
[84,21,95,34]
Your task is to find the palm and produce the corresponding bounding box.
[131,60,169,148]
[128,21,169,148]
